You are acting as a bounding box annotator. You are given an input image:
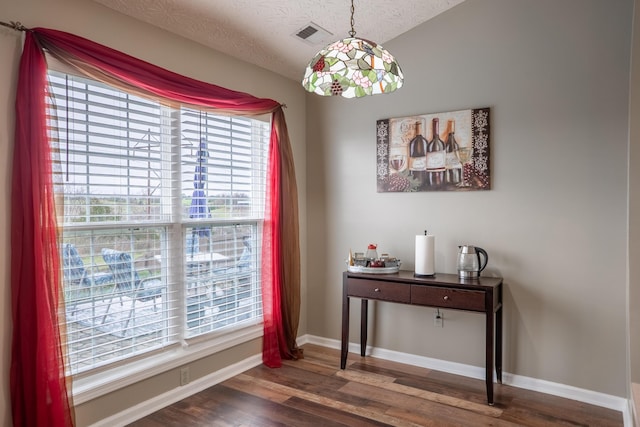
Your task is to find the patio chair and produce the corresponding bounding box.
[236,235,252,272]
[62,243,114,316]
[211,236,252,284]
[185,238,253,329]
[208,237,253,319]
[186,233,199,256]
[61,243,113,287]
[100,248,165,328]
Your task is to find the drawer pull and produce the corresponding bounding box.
[443,295,450,301]
[374,288,381,292]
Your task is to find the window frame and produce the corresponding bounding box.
[47,68,268,401]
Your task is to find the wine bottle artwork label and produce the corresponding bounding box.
[445,152,461,169]
[409,156,427,171]
[425,151,446,171]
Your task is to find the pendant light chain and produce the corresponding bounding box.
[349,0,356,38]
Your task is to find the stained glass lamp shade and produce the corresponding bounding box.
[301,0,403,98]
[302,37,404,98]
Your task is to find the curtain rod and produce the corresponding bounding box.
[0,21,27,32]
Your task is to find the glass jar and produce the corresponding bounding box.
[365,244,378,261]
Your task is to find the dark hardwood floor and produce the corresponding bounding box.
[128,344,623,426]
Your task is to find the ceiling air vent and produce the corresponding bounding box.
[293,22,333,46]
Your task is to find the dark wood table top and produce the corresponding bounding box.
[345,270,503,290]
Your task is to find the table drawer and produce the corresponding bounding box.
[347,279,410,303]
[411,286,485,311]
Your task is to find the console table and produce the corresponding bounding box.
[340,270,503,405]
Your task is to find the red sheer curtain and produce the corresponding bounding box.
[11,27,300,426]
[11,31,75,427]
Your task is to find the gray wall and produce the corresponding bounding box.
[0,0,307,425]
[0,20,19,427]
[630,0,640,387]
[307,0,633,398]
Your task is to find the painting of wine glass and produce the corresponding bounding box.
[376,107,490,192]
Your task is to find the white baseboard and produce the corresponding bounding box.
[89,354,263,427]
[631,383,640,427]
[91,335,633,427]
[301,334,633,426]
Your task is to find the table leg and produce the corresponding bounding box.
[361,299,368,357]
[340,295,350,369]
[496,304,503,383]
[486,308,495,405]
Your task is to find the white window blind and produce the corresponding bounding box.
[47,70,267,375]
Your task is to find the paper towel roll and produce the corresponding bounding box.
[415,234,435,276]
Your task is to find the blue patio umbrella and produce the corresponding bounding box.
[188,138,210,253]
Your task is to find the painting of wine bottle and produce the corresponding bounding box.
[376,107,490,192]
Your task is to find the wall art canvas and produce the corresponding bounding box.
[376,107,490,192]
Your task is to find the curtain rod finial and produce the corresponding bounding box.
[0,21,28,32]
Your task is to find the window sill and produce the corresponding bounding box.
[71,322,263,405]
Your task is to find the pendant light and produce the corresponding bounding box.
[301,0,404,98]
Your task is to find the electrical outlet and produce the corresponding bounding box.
[180,366,190,386]
[434,310,444,327]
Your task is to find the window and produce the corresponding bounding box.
[47,71,268,375]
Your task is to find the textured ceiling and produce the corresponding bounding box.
[92,0,465,81]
